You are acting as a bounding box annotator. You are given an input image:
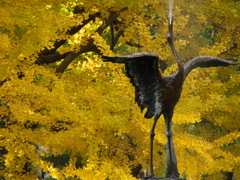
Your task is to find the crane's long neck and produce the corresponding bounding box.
[166,18,184,73]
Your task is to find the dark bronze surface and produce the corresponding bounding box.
[102,18,238,179]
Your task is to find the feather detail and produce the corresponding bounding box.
[102,52,163,118]
[184,56,239,80]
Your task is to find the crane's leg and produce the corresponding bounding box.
[164,112,179,178]
[143,115,161,180]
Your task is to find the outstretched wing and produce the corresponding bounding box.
[102,52,163,119]
[184,56,238,79]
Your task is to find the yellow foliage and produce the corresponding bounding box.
[0,0,239,179]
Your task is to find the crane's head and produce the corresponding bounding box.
[166,17,173,43]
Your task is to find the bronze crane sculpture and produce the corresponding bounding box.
[102,18,238,179]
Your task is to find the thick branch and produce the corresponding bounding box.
[110,24,115,51]
[55,10,127,74]
[55,42,95,74]
[110,30,124,51]
[35,11,101,65]
[35,52,71,65]
[126,41,143,48]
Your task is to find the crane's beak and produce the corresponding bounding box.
[168,17,173,36]
[166,17,173,44]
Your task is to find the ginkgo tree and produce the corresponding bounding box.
[0,0,239,179]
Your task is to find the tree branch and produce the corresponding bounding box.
[55,10,127,74]
[110,30,124,51]
[126,41,143,48]
[35,52,71,65]
[35,11,101,65]
[110,24,115,51]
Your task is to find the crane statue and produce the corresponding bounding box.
[102,17,238,179]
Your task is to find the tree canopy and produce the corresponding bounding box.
[0,0,239,179]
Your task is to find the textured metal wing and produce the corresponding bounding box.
[184,56,239,80]
[102,52,163,118]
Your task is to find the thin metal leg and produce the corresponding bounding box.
[164,112,179,178]
[143,114,160,180]
[149,117,158,176]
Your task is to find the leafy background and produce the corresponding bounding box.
[0,0,239,179]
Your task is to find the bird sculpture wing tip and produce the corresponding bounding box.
[134,52,159,57]
[101,57,107,61]
[102,55,115,62]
